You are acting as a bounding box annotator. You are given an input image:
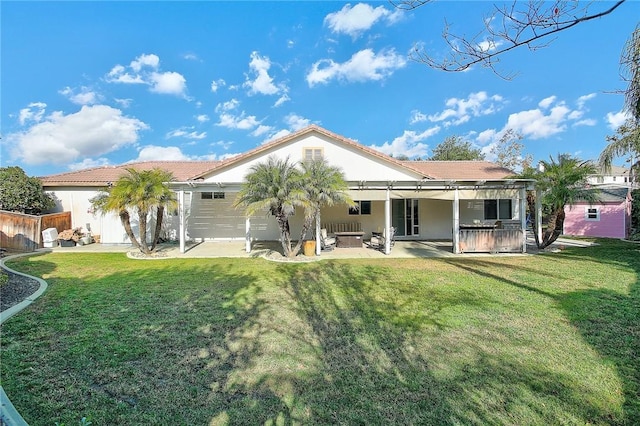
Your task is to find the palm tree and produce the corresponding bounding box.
[296,158,354,255]
[599,119,640,184]
[525,155,598,249]
[599,24,640,184]
[91,167,177,254]
[234,156,307,257]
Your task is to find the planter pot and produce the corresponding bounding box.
[80,236,92,245]
[303,240,316,256]
[59,240,76,247]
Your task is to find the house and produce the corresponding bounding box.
[587,165,631,186]
[41,125,533,254]
[563,185,632,239]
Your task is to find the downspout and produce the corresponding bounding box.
[179,190,185,253]
[453,188,460,254]
[315,210,321,256]
[520,187,527,253]
[245,217,251,253]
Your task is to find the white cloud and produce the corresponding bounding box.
[211,140,235,150]
[59,86,101,105]
[284,113,311,131]
[573,119,597,127]
[505,104,570,139]
[307,48,406,87]
[476,128,498,145]
[251,125,273,137]
[216,112,260,130]
[243,52,285,96]
[18,102,47,125]
[136,145,190,162]
[274,94,290,107]
[428,91,505,126]
[114,98,132,108]
[505,95,598,139]
[195,114,210,123]
[8,105,148,165]
[606,110,630,129]
[263,129,291,143]
[577,93,596,108]
[538,96,556,109]
[166,127,207,140]
[477,39,502,53]
[324,3,402,38]
[130,53,159,72]
[149,71,187,96]
[106,53,188,97]
[215,99,240,113]
[183,53,199,61]
[410,110,428,124]
[211,79,226,93]
[68,157,111,171]
[369,126,440,158]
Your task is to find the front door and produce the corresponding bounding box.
[392,199,419,237]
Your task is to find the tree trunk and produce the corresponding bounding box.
[120,210,142,250]
[540,208,565,249]
[526,191,541,248]
[138,208,151,255]
[292,212,315,257]
[150,206,165,251]
[274,210,293,257]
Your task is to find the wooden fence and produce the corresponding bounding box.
[0,211,71,252]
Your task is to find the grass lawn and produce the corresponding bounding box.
[1,239,638,425]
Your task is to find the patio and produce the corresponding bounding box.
[44,237,583,259]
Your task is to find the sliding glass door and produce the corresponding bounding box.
[392,199,419,237]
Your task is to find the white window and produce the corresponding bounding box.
[585,207,600,221]
[304,147,323,161]
[484,199,512,220]
[201,192,225,200]
[349,201,371,215]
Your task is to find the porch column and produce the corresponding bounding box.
[520,187,527,253]
[179,190,186,254]
[245,217,251,253]
[315,211,321,256]
[384,188,391,255]
[535,188,543,244]
[452,188,460,254]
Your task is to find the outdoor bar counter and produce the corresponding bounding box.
[458,222,523,253]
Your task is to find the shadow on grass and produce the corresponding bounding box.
[2,245,638,424]
[0,256,291,425]
[443,238,639,424]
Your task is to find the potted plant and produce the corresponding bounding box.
[57,227,84,247]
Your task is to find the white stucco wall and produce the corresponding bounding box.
[202,133,422,184]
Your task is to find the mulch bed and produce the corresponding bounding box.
[0,251,41,313]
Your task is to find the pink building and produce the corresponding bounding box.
[563,186,632,239]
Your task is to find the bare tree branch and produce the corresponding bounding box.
[399,0,626,78]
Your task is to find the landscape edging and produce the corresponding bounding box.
[0,250,51,426]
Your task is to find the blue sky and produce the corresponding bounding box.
[2,1,638,178]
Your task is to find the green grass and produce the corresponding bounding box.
[1,239,638,425]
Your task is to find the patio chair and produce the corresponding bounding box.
[320,228,336,251]
[370,227,395,250]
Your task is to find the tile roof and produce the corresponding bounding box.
[401,161,514,180]
[577,184,631,203]
[40,161,220,186]
[40,126,517,186]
